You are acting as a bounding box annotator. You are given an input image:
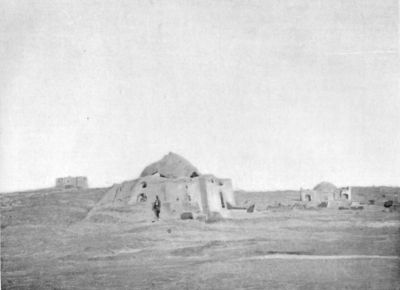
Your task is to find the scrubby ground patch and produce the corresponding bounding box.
[1,188,400,289]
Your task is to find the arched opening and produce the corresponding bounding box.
[343,193,349,199]
[305,194,311,202]
[137,193,147,202]
[190,172,199,178]
[219,191,225,208]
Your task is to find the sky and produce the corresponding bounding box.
[0,0,399,192]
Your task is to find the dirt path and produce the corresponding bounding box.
[243,254,400,260]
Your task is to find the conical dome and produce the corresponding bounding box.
[140,152,200,179]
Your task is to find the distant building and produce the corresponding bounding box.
[300,182,352,203]
[55,176,88,189]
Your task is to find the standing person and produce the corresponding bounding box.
[152,195,161,221]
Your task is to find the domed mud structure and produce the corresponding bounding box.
[300,181,351,207]
[88,152,236,222]
[140,152,200,179]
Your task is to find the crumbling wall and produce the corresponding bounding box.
[199,175,235,218]
[89,172,236,221]
[76,177,88,188]
[55,176,88,189]
[164,180,188,203]
[163,178,202,212]
[96,179,138,208]
[218,178,235,206]
[127,176,165,205]
[186,180,203,211]
[124,176,204,216]
[339,187,352,200]
[300,185,353,206]
[300,189,320,203]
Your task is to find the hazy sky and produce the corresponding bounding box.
[0,0,399,192]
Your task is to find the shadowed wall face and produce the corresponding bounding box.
[199,175,236,218]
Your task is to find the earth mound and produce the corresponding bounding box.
[140,152,200,179]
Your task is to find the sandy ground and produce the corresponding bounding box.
[1,189,400,289]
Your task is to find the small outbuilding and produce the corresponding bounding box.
[300,182,351,204]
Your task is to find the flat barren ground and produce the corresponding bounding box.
[1,189,399,289]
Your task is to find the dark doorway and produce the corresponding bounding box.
[343,193,349,199]
[305,194,311,202]
[219,192,225,208]
[137,193,147,202]
[190,172,199,178]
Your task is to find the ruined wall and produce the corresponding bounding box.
[339,187,352,200]
[317,191,335,202]
[163,179,190,214]
[186,180,203,211]
[300,189,320,203]
[93,173,235,219]
[199,175,235,218]
[164,180,188,203]
[125,176,202,214]
[163,178,202,212]
[56,178,64,187]
[300,187,351,204]
[218,178,235,206]
[55,176,88,189]
[126,174,235,218]
[79,177,87,188]
[127,176,165,205]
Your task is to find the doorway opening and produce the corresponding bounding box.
[137,193,147,202]
[219,192,225,208]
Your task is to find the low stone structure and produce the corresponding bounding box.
[299,189,321,203]
[55,176,88,189]
[300,182,352,205]
[121,173,234,218]
[93,153,236,219]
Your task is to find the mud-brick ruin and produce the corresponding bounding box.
[300,181,352,207]
[55,176,88,189]
[93,152,237,219]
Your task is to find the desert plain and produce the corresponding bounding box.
[1,187,399,289]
